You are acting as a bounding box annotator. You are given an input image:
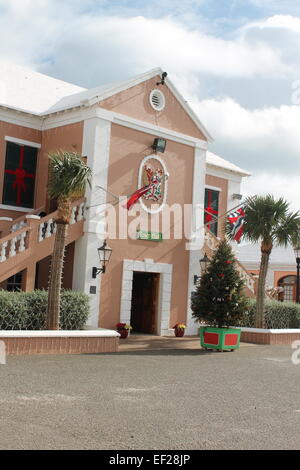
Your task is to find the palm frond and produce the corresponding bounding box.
[48,151,92,200]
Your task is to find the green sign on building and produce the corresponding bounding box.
[136,230,163,242]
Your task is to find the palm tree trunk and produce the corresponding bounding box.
[46,222,68,330]
[256,250,270,328]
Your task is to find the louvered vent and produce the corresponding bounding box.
[149,89,165,111]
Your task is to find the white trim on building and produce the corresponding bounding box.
[4,136,41,148]
[72,115,111,328]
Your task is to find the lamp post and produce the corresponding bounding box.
[200,253,210,275]
[92,240,113,278]
[294,245,300,303]
[194,253,210,285]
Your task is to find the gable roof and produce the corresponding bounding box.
[0,61,86,115]
[43,67,213,142]
[206,151,251,177]
[0,63,213,142]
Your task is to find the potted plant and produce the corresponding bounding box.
[173,323,186,337]
[191,240,249,351]
[116,323,132,339]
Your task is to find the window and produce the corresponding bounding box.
[6,272,23,292]
[205,189,219,236]
[2,141,38,208]
[278,276,297,302]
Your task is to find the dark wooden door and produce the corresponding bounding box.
[131,272,160,334]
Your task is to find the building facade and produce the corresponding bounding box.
[235,243,298,302]
[0,64,251,334]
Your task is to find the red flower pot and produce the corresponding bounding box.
[175,328,185,338]
[118,329,129,339]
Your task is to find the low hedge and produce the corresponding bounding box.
[0,290,90,330]
[239,299,300,329]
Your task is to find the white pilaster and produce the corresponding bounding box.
[186,145,206,335]
[227,176,243,213]
[72,116,112,327]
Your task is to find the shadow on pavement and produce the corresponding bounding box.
[91,348,238,357]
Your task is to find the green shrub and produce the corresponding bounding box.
[0,290,90,330]
[239,299,300,329]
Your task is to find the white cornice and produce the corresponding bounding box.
[0,107,42,130]
[206,164,245,182]
[43,106,208,149]
[0,104,209,149]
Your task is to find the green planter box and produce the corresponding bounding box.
[200,326,241,351]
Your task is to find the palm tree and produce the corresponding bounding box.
[46,151,92,330]
[242,195,300,328]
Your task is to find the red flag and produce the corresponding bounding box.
[124,184,153,210]
[228,207,245,243]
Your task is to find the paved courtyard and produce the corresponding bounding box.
[0,336,299,450]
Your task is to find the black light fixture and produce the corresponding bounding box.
[294,245,300,303]
[156,71,168,86]
[194,253,210,285]
[200,253,210,274]
[232,193,243,200]
[92,241,113,278]
[152,138,167,153]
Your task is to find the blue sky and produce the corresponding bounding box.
[0,0,300,208]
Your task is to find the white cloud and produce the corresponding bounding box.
[0,2,290,83]
[194,97,300,174]
[243,173,300,212]
[252,14,300,32]
[189,95,300,209]
[0,2,299,208]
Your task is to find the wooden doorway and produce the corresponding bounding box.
[130,272,160,334]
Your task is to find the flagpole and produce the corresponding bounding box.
[88,186,257,231]
[202,195,256,231]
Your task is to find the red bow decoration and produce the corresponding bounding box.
[5,146,35,206]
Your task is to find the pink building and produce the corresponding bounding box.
[0,64,251,335]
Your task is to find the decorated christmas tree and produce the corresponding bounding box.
[191,240,249,328]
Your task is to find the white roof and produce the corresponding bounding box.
[0,61,86,114]
[44,68,164,115]
[206,151,251,177]
[0,63,213,141]
[235,243,296,266]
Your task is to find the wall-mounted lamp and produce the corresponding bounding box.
[156,72,168,86]
[232,193,243,200]
[152,138,167,153]
[92,240,113,278]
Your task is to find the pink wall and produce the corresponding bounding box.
[100,123,196,330]
[40,122,84,212]
[0,121,84,220]
[99,75,207,141]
